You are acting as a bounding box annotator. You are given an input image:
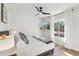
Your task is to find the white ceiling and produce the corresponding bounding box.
[6,3,79,16]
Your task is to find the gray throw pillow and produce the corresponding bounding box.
[19,32,29,44]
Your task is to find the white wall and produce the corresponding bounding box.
[50,16,55,41]
[6,4,40,37]
[64,6,79,51]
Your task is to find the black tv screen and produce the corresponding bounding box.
[0,30,9,36]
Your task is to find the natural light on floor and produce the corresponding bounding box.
[63,51,73,56]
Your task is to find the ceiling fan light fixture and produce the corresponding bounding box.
[35,6,51,16]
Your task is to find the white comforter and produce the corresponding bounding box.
[16,36,54,56]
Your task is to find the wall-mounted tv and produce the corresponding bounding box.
[0,30,9,36]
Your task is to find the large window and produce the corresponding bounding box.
[54,18,64,38]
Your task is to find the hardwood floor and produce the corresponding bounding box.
[51,44,79,56]
[10,54,17,56]
[62,47,79,56]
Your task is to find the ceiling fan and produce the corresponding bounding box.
[35,6,51,16]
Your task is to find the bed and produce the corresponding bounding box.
[16,34,54,56]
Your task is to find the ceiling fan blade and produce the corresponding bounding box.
[42,12,51,15]
[35,6,51,16]
[35,13,39,16]
[36,6,40,12]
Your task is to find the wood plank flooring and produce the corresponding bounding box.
[51,44,79,56]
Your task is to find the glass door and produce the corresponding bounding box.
[54,18,64,38]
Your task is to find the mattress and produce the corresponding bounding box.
[16,36,54,56]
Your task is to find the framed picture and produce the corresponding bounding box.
[1,3,7,24]
[39,19,50,30]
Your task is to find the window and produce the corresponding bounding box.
[54,18,64,38]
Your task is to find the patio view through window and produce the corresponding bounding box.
[54,18,64,38]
